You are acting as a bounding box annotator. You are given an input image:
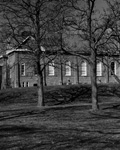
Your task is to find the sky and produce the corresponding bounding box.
[96,0,108,13]
[96,0,107,8]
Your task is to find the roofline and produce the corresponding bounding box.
[0,48,120,59]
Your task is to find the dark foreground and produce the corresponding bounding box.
[0,102,120,150]
[1,84,120,149]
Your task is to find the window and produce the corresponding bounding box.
[65,61,71,76]
[81,61,87,76]
[33,83,37,86]
[22,82,25,87]
[111,61,116,75]
[97,62,102,76]
[26,82,29,87]
[48,61,55,76]
[21,63,25,76]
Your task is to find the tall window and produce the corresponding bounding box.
[22,82,25,87]
[21,63,25,76]
[65,61,71,76]
[111,61,116,75]
[48,61,55,76]
[97,62,102,76]
[26,82,29,87]
[81,61,87,76]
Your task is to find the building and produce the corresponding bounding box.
[0,49,119,89]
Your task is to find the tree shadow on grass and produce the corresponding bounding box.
[0,109,42,121]
[0,104,92,122]
[45,84,120,106]
[0,100,120,149]
[1,84,120,108]
[1,124,120,150]
[45,85,92,106]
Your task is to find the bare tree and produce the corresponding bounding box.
[0,0,65,107]
[1,0,118,110]
[101,0,120,84]
[65,0,114,110]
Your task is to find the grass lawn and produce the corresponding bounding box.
[0,84,120,149]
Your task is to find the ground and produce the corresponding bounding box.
[0,84,120,150]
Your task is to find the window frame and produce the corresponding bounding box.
[48,61,55,76]
[111,61,117,75]
[26,81,29,87]
[65,61,71,76]
[22,82,25,87]
[81,61,87,76]
[97,62,102,76]
[21,63,25,76]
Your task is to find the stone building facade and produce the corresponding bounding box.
[0,49,120,89]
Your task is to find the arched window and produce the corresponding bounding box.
[81,61,87,76]
[48,61,55,76]
[111,61,116,75]
[65,61,71,76]
[97,62,102,76]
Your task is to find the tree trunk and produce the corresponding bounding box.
[106,56,109,83]
[87,0,99,111]
[5,56,8,88]
[17,53,21,87]
[37,72,44,107]
[76,56,79,84]
[18,62,21,87]
[60,54,63,85]
[91,50,99,110]
[43,55,47,86]
[43,63,47,86]
[37,61,45,107]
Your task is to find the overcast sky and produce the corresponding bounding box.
[96,0,108,11]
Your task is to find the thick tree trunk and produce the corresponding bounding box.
[91,50,99,110]
[43,66,47,86]
[60,62,63,85]
[37,72,44,107]
[37,61,45,107]
[17,53,21,87]
[18,62,21,87]
[106,56,109,83]
[76,56,79,84]
[5,56,8,88]
[87,0,99,111]
[60,55,63,85]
